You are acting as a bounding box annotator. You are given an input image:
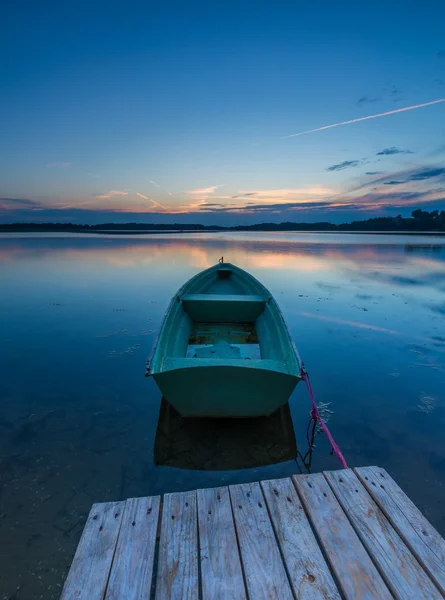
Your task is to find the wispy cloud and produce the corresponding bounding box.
[3,188,444,223]
[0,197,39,210]
[148,179,172,196]
[326,160,361,172]
[194,189,445,215]
[176,186,341,214]
[327,164,445,203]
[56,198,114,210]
[233,192,257,198]
[233,187,335,200]
[46,162,72,168]
[198,200,361,214]
[376,147,413,156]
[281,98,445,139]
[204,201,339,212]
[136,192,167,210]
[94,190,129,199]
[405,166,445,181]
[183,185,225,207]
[357,96,380,106]
[390,87,402,97]
[373,166,445,185]
[365,171,384,175]
[185,185,222,195]
[429,144,445,157]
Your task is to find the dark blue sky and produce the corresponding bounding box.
[1,0,445,224]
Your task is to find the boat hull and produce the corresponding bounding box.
[154,363,298,418]
[147,262,302,418]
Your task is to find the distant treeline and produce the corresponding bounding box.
[1,209,445,233]
[0,222,224,232]
[231,210,445,232]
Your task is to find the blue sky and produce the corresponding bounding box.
[1,0,445,224]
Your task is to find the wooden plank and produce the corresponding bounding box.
[325,469,441,599]
[261,477,341,599]
[229,481,294,600]
[293,473,392,600]
[155,490,198,600]
[105,496,161,600]
[197,486,247,600]
[60,501,125,600]
[355,466,445,595]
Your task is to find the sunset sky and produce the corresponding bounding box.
[1,0,445,224]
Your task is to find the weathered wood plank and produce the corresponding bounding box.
[105,496,161,600]
[261,477,341,599]
[293,473,392,600]
[155,490,198,600]
[229,481,293,600]
[197,486,247,600]
[325,468,441,599]
[60,501,125,600]
[355,466,445,596]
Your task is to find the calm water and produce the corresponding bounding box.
[1,232,445,599]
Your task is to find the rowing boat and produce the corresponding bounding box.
[146,262,302,417]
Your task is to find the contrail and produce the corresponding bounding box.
[281,98,445,139]
[136,192,168,210]
[148,179,172,196]
[56,199,99,209]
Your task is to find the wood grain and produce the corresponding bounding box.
[325,468,441,599]
[60,501,125,600]
[155,490,198,600]
[293,472,392,600]
[229,481,293,600]
[355,466,445,596]
[105,496,161,600]
[261,477,341,599]
[197,486,247,600]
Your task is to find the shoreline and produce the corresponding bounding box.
[0,229,445,236]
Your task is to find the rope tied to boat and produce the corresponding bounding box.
[300,364,348,469]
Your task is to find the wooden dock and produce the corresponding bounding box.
[60,466,445,599]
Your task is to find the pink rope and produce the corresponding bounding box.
[300,365,348,469]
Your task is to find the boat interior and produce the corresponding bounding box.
[183,267,263,361]
[158,265,297,371]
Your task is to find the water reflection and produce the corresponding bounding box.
[154,399,298,470]
[299,311,441,345]
[2,232,445,275]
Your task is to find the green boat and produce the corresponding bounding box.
[146,262,302,417]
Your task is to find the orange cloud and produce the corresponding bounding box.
[235,186,336,199]
[136,192,167,210]
[94,190,129,199]
[185,185,222,195]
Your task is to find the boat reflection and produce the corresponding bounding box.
[153,397,298,471]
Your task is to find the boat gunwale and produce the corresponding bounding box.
[158,356,294,375]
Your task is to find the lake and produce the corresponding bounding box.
[1,231,445,599]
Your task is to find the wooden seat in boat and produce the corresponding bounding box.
[182,293,265,322]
